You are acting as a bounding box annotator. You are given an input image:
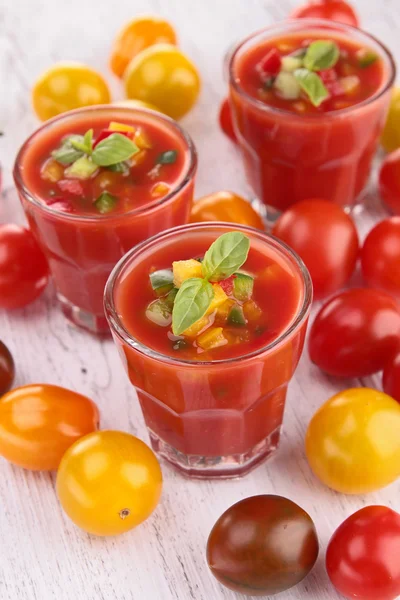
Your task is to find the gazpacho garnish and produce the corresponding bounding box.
[144,232,270,353]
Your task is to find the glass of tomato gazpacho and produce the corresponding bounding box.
[14,106,197,333]
[228,19,395,215]
[105,223,312,478]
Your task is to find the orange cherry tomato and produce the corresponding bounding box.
[57,431,163,536]
[0,384,99,470]
[219,98,237,143]
[190,191,264,229]
[110,16,177,79]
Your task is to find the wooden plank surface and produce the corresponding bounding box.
[1,0,399,598]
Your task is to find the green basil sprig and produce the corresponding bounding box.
[303,40,340,71]
[294,68,329,107]
[52,129,139,168]
[171,232,250,335]
[92,134,139,166]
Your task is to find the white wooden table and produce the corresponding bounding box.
[1,1,399,598]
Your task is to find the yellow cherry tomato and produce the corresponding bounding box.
[381,87,400,152]
[190,191,264,229]
[305,388,400,494]
[113,99,162,112]
[32,62,111,121]
[124,44,200,120]
[110,16,177,79]
[56,430,162,536]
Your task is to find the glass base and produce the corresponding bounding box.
[57,292,110,335]
[148,426,281,479]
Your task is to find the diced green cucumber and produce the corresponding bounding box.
[281,56,303,73]
[165,287,178,308]
[356,48,378,68]
[274,71,301,100]
[65,155,98,179]
[149,269,174,296]
[107,161,130,174]
[145,299,172,327]
[94,192,118,214]
[233,273,254,302]
[228,304,247,326]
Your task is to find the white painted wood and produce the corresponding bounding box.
[1,1,399,598]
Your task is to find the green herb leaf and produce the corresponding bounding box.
[303,40,340,71]
[94,191,118,214]
[92,133,139,166]
[172,278,214,335]
[107,161,130,174]
[294,68,329,107]
[51,143,83,166]
[150,269,174,296]
[157,150,178,165]
[202,232,250,282]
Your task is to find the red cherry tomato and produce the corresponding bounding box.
[0,225,49,309]
[290,0,359,26]
[219,98,237,143]
[272,199,359,299]
[361,217,400,297]
[259,48,282,76]
[326,506,400,600]
[383,352,400,403]
[309,288,400,377]
[379,149,400,214]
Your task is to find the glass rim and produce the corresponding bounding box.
[228,18,396,120]
[13,104,198,223]
[104,221,313,367]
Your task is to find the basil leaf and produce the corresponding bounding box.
[92,133,139,166]
[71,129,94,154]
[303,40,340,71]
[202,232,250,281]
[172,278,214,336]
[52,146,83,165]
[94,192,118,214]
[294,69,329,107]
[157,150,178,165]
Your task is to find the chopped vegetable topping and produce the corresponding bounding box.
[145,232,263,354]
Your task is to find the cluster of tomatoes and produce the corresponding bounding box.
[2,2,400,599]
[32,16,200,123]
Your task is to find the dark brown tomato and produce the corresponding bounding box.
[206,495,319,596]
[0,341,15,396]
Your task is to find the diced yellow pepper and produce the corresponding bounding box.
[109,121,135,132]
[173,259,203,288]
[206,284,228,315]
[151,182,171,198]
[182,315,210,338]
[40,158,64,182]
[215,299,236,324]
[197,327,227,350]
[134,128,152,149]
[243,300,263,323]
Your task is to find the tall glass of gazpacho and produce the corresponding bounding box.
[228,19,395,215]
[105,222,312,478]
[14,106,197,333]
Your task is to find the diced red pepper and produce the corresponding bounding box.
[318,68,337,84]
[57,179,84,196]
[219,98,237,143]
[46,199,75,213]
[94,129,132,147]
[219,275,236,296]
[259,49,281,76]
[326,80,344,98]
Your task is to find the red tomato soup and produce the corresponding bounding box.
[14,106,196,333]
[229,20,395,212]
[105,223,312,478]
